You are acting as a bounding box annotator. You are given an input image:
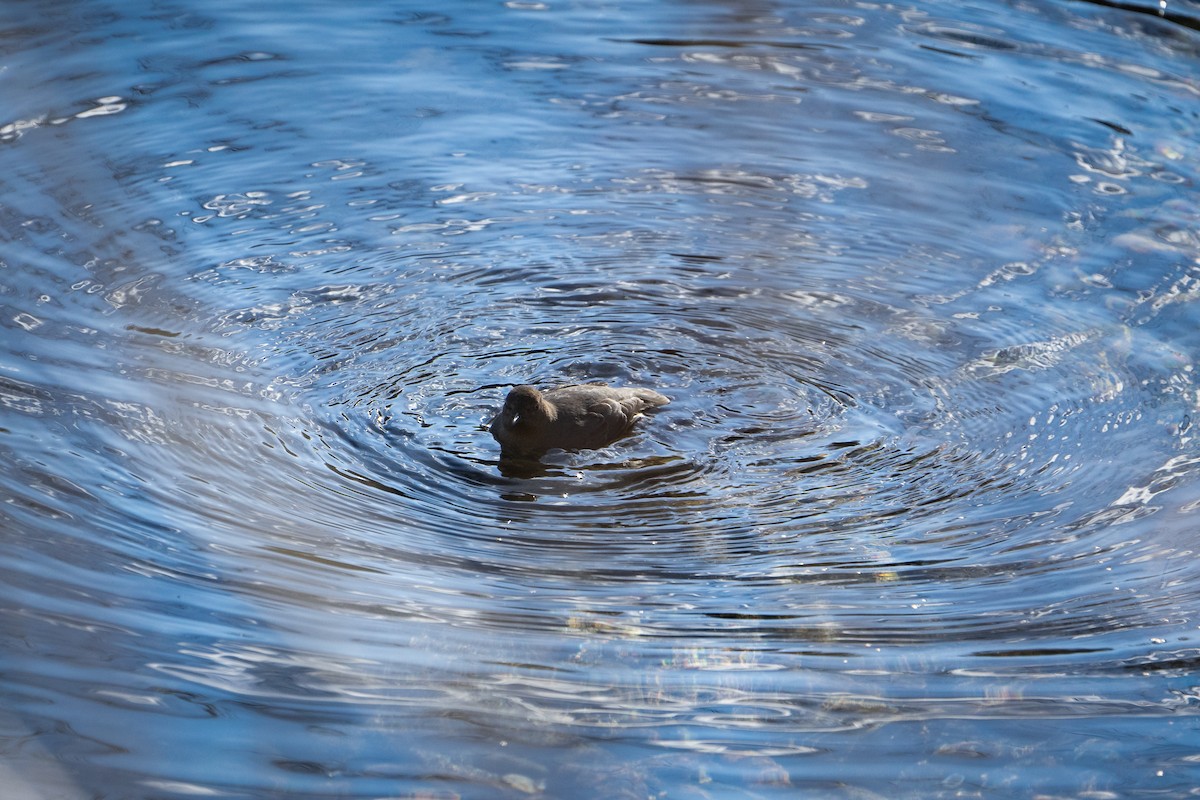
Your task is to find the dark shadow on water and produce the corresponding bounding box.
[495,451,685,482]
[497,453,555,480]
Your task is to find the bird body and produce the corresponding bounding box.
[490,383,669,457]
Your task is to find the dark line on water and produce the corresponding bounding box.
[1069,0,1200,33]
[1089,117,1134,135]
[610,37,830,51]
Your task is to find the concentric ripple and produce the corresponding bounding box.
[173,232,1195,620]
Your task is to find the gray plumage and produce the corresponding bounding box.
[490,383,670,457]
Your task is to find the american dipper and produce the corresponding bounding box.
[490,383,670,457]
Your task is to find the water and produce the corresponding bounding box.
[2,0,1200,797]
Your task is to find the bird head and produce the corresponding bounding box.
[500,385,549,428]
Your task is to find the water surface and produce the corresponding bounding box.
[3,0,1200,797]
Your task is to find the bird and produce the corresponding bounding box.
[490,383,670,457]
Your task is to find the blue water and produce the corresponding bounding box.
[3,0,1200,797]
